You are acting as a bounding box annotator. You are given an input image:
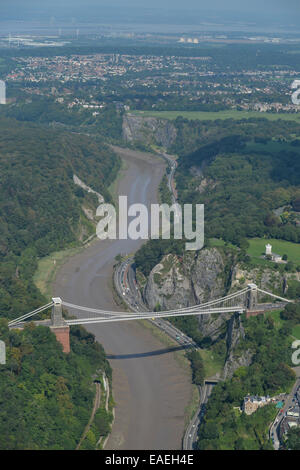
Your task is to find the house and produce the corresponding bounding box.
[280,410,300,438]
[287,406,300,418]
[243,395,272,415]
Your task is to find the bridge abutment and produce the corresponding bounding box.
[50,325,70,353]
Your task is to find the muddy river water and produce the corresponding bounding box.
[53,147,193,450]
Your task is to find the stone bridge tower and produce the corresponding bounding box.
[50,298,70,353]
[247,284,258,311]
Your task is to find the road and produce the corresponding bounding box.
[76,381,101,450]
[183,383,214,450]
[115,257,198,348]
[159,152,178,204]
[270,375,300,450]
[114,257,216,451]
[53,146,193,450]
[113,150,212,451]
[98,373,111,449]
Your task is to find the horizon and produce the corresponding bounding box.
[0,1,299,31]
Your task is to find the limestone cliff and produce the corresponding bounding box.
[223,313,253,379]
[141,247,298,379]
[231,265,300,296]
[143,248,228,311]
[143,248,236,344]
[122,114,177,149]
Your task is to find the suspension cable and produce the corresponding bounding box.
[61,287,249,318]
[8,302,53,326]
[65,306,246,326]
[8,286,292,329]
[256,288,293,304]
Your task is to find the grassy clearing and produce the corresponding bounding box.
[266,310,300,340]
[209,238,236,250]
[199,349,224,379]
[247,238,300,264]
[266,310,285,330]
[292,324,300,340]
[130,110,300,123]
[209,238,226,247]
[33,245,86,299]
[244,140,300,155]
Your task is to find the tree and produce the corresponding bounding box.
[285,427,300,450]
[280,303,300,323]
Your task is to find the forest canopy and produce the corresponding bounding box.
[0,117,120,320]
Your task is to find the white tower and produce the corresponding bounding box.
[0,340,6,365]
[0,81,6,105]
[265,244,272,256]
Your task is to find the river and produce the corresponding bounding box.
[53,146,193,450]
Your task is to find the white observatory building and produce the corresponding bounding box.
[265,244,272,256]
[0,80,6,105]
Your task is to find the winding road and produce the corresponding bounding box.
[53,147,193,450]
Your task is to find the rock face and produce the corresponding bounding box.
[142,246,291,380]
[231,266,300,298]
[143,248,237,344]
[144,248,228,312]
[223,313,253,379]
[142,247,299,380]
[122,114,177,149]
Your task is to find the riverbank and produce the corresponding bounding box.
[51,146,194,450]
[33,244,88,299]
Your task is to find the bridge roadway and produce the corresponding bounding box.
[53,147,194,450]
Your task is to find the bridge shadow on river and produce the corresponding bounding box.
[107,345,191,360]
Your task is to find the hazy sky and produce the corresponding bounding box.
[1,0,299,24]
[1,0,298,10]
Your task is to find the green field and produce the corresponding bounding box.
[292,324,300,339]
[199,349,224,378]
[247,238,300,264]
[264,311,300,339]
[244,140,300,155]
[33,245,85,299]
[266,310,285,330]
[209,238,236,249]
[130,110,300,122]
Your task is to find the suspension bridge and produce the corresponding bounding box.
[7,284,293,353]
